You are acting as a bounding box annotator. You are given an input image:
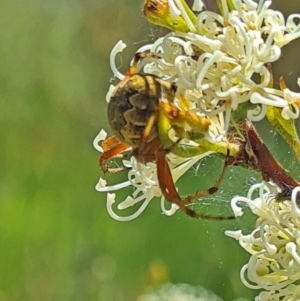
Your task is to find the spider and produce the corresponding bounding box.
[99,52,234,220]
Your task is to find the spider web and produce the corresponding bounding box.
[175,153,258,220]
[176,119,300,221]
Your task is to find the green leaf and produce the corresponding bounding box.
[266,105,300,161]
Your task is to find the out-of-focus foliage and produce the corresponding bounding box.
[0,0,299,301]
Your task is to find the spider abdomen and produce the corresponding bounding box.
[107,73,175,148]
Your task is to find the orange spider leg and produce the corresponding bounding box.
[156,151,234,220]
[159,99,211,135]
[101,136,122,152]
[141,114,157,143]
[177,93,211,131]
[181,154,231,208]
[144,98,233,219]
[156,152,199,218]
[99,137,130,173]
[126,52,160,77]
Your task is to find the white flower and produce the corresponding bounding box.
[281,85,300,120]
[94,130,214,221]
[192,0,205,12]
[225,181,300,301]
[113,0,300,140]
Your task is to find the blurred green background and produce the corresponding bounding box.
[1,0,299,300]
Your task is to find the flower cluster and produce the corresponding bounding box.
[226,182,300,301]
[113,0,300,141]
[95,0,300,221]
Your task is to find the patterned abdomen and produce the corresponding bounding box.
[107,74,175,148]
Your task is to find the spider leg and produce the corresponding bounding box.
[181,153,230,207]
[141,113,157,143]
[101,136,122,152]
[159,96,211,136]
[156,151,234,220]
[126,52,160,77]
[99,136,130,173]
